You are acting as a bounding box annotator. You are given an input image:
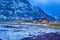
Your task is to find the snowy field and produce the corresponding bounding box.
[0,24,60,40]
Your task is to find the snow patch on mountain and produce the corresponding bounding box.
[0,0,57,21]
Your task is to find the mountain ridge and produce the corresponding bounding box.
[0,0,57,22]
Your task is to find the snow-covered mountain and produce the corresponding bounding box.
[0,0,57,22]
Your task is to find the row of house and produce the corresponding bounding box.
[24,17,48,24]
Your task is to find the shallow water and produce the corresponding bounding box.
[0,24,60,40]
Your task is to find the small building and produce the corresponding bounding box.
[33,18,40,22]
[24,19,33,22]
[41,17,48,24]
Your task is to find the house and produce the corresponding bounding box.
[41,17,48,24]
[33,18,40,22]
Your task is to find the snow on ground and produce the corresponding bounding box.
[0,24,60,40]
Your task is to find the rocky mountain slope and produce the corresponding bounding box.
[0,0,57,22]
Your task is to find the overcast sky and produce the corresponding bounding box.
[28,0,60,17]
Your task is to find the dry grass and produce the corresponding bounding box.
[48,24,60,29]
[0,22,60,29]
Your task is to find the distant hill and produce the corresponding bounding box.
[0,0,57,22]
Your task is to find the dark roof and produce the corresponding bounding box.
[41,17,47,20]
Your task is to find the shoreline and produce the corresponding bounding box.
[0,22,60,29]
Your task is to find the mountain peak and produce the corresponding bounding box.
[20,0,30,5]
